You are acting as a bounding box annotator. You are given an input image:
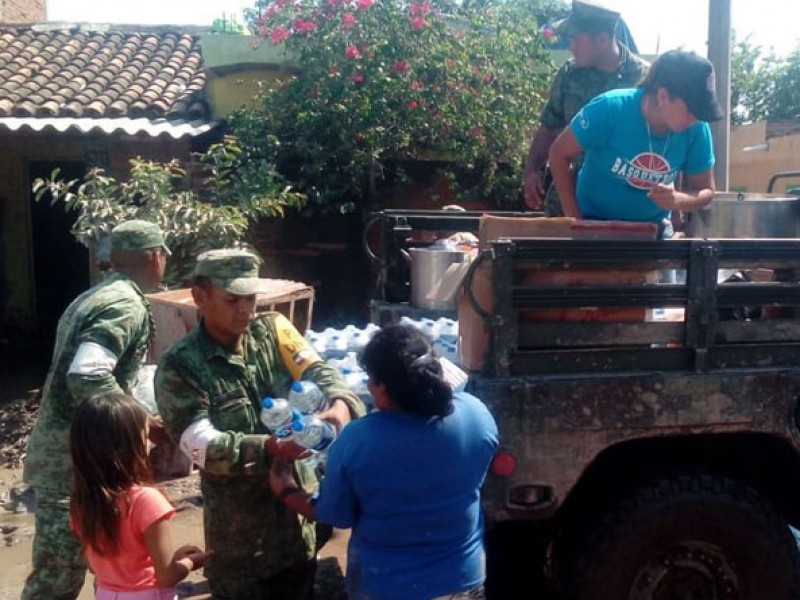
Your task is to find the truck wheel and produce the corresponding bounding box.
[564,474,800,600]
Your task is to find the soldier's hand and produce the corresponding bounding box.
[316,398,352,433]
[265,435,310,461]
[147,414,170,447]
[269,457,299,495]
[524,169,545,210]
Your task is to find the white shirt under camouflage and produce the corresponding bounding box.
[154,312,365,584]
[24,273,153,494]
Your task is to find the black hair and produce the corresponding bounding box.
[360,324,453,417]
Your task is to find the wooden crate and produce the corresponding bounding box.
[147,280,315,363]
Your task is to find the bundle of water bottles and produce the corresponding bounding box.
[260,381,338,453]
[304,316,461,412]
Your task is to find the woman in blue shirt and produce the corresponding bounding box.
[549,49,724,228]
[270,324,499,600]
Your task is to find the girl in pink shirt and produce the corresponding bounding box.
[70,393,206,600]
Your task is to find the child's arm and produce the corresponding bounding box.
[143,517,205,587]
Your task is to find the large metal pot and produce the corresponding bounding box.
[684,192,800,238]
[404,247,468,311]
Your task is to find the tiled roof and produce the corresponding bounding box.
[0,25,207,120]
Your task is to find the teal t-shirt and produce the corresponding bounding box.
[571,88,714,223]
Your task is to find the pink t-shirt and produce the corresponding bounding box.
[84,486,176,591]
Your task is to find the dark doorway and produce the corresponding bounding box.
[28,160,89,352]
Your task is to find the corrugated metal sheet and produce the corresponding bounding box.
[0,117,219,139]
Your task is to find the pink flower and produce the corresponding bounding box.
[408,101,418,110]
[329,66,340,75]
[269,27,291,45]
[352,72,365,84]
[341,12,357,29]
[345,45,362,59]
[392,60,409,74]
[410,80,423,90]
[356,0,374,9]
[409,2,431,16]
[263,5,277,19]
[542,26,556,40]
[410,16,426,30]
[293,19,317,34]
[354,132,365,142]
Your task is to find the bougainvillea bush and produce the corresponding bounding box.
[232,0,554,214]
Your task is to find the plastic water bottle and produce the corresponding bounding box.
[346,330,366,353]
[419,318,441,341]
[352,373,373,411]
[325,334,348,359]
[292,414,337,452]
[437,318,459,343]
[260,397,296,437]
[288,381,329,414]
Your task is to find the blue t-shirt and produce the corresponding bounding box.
[571,88,715,223]
[314,391,499,600]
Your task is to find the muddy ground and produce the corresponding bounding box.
[0,367,349,600]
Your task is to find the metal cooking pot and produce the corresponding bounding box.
[403,247,467,311]
[684,192,800,238]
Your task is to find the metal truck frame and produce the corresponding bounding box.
[468,237,800,599]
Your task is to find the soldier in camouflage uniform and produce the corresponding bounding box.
[21,220,170,600]
[523,0,649,216]
[154,249,365,600]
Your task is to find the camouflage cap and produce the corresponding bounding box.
[194,249,273,295]
[111,219,170,254]
[556,0,619,35]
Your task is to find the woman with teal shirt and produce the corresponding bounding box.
[549,49,724,230]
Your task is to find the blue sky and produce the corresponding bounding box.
[46,0,800,57]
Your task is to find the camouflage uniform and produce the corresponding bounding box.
[539,43,648,216]
[22,285,155,597]
[21,220,166,600]
[155,249,365,600]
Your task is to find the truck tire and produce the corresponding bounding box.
[563,474,800,600]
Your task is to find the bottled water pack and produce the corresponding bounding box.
[292,413,337,452]
[260,397,296,437]
[288,381,329,414]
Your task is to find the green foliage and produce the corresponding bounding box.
[233,0,555,214]
[731,32,800,125]
[32,137,305,284]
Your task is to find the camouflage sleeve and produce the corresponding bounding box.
[155,355,271,477]
[539,64,570,131]
[303,360,366,420]
[66,296,148,402]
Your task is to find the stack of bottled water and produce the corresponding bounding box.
[398,316,460,365]
[304,317,462,409]
[305,323,381,361]
[305,324,378,410]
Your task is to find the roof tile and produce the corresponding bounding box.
[0,26,208,119]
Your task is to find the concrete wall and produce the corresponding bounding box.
[199,34,296,119]
[730,121,800,193]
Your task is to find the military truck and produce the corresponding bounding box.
[465,236,800,599]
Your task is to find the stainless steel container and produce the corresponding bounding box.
[407,248,467,311]
[684,192,800,238]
